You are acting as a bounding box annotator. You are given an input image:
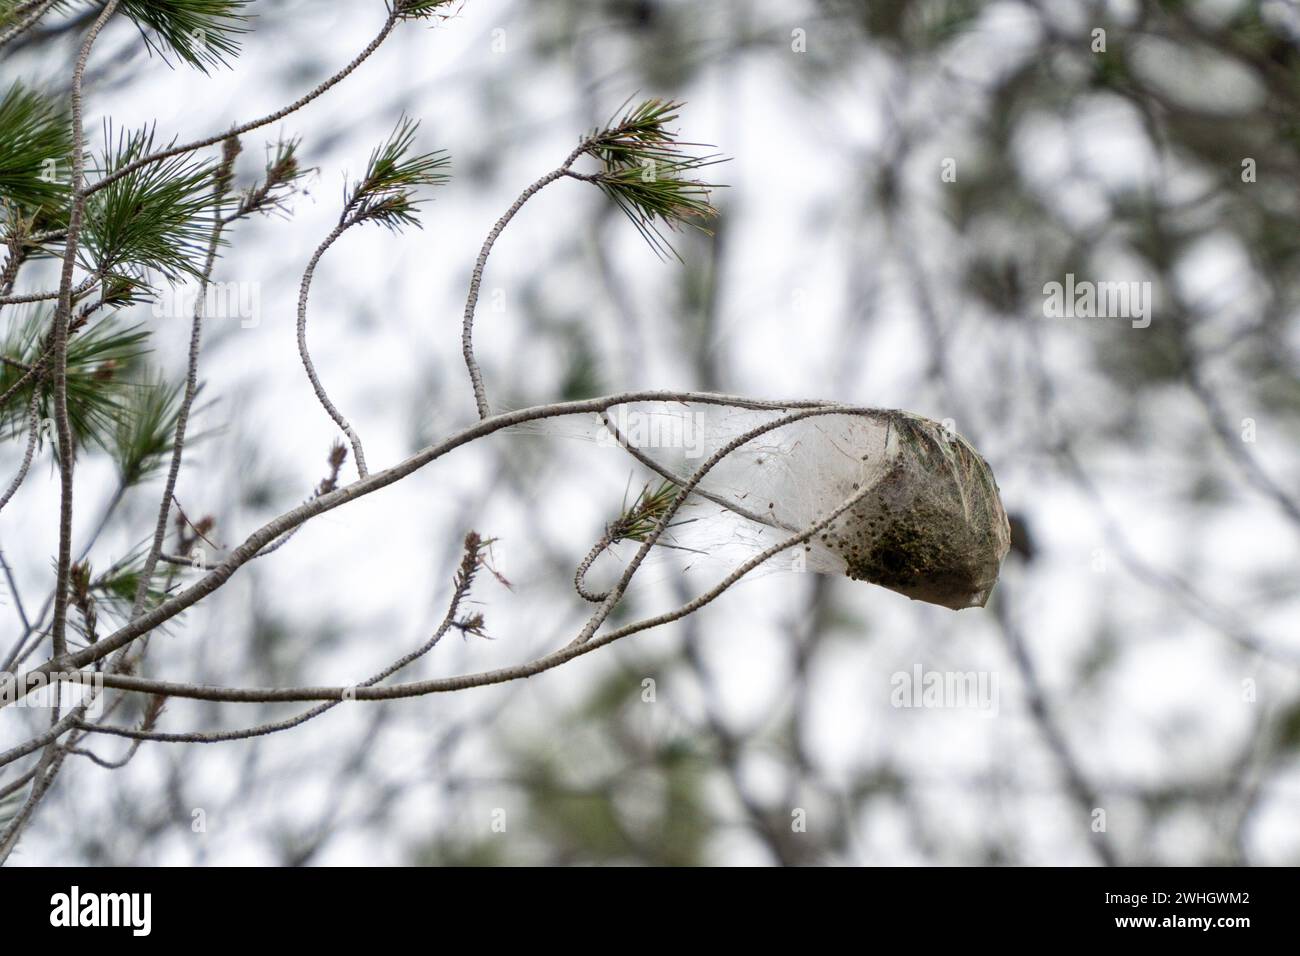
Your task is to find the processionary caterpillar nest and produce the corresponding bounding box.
[592,403,1011,610]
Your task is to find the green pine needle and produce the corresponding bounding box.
[111,368,190,485]
[391,0,460,21]
[343,116,451,231]
[0,82,72,213]
[0,0,77,28]
[1,307,151,454]
[120,0,253,74]
[584,98,726,261]
[92,542,179,619]
[609,478,691,545]
[81,123,217,283]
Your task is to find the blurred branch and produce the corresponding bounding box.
[993,585,1119,867]
[0,0,60,50]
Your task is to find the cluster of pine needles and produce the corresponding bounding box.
[581,98,726,261]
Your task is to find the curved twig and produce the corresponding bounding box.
[47,0,120,661]
[462,142,590,418]
[297,216,369,477]
[573,531,617,603]
[0,390,41,515]
[129,138,240,620]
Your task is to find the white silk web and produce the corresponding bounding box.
[513,401,1011,609]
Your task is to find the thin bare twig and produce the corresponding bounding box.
[78,531,487,744]
[47,0,120,661]
[0,390,41,515]
[462,142,590,418]
[0,274,99,306]
[129,137,240,620]
[296,216,370,477]
[0,549,31,634]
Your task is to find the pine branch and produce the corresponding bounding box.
[0,306,150,453]
[109,369,189,485]
[118,0,252,74]
[0,82,72,212]
[461,98,725,418]
[578,98,725,262]
[82,6,411,201]
[297,117,449,476]
[0,0,64,50]
[2,0,121,867]
[1,390,837,699]
[81,123,217,283]
[341,115,450,231]
[225,136,309,222]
